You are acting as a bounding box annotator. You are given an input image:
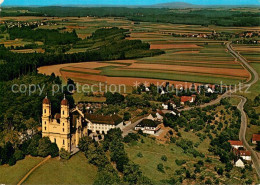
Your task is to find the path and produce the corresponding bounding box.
[17,155,51,185]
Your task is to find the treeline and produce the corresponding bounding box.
[0,135,59,166]
[3,7,260,27]
[8,27,79,45]
[79,129,152,184]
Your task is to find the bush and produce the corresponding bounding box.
[59,148,71,160]
[175,159,186,166]
[157,163,164,173]
[14,150,25,161]
[161,155,167,161]
[137,152,143,158]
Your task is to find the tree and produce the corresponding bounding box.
[161,155,168,162]
[49,143,59,158]
[14,150,25,161]
[27,134,41,156]
[256,141,260,151]
[78,136,93,152]
[59,148,70,160]
[123,112,131,121]
[123,162,142,184]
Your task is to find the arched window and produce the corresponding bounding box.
[63,139,65,145]
[54,138,56,143]
[63,111,64,115]
[63,123,64,126]
[44,109,46,113]
[44,127,46,130]
[45,121,46,125]
[63,128,64,132]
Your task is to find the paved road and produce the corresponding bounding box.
[235,96,260,177]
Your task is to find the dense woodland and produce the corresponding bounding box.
[2,7,260,26]
[0,27,163,81]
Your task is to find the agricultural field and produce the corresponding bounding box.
[34,16,256,93]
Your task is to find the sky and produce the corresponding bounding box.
[1,0,260,6]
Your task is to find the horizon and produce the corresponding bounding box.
[1,0,260,6]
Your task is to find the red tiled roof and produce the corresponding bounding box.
[181,96,194,103]
[252,134,260,142]
[239,150,251,156]
[228,140,243,146]
[61,99,68,106]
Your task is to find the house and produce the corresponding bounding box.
[169,109,181,117]
[252,134,260,144]
[162,100,176,110]
[228,140,244,149]
[147,111,164,122]
[181,95,196,105]
[42,96,123,152]
[234,149,251,161]
[235,159,245,168]
[135,119,161,135]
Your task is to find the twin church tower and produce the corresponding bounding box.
[42,95,71,151]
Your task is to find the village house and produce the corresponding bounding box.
[42,96,123,152]
[147,111,164,122]
[252,134,260,144]
[228,140,244,149]
[235,159,245,168]
[135,119,161,135]
[162,100,176,110]
[234,149,252,161]
[181,95,196,105]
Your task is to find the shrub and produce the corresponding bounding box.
[49,143,59,158]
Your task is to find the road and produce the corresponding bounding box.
[235,96,260,177]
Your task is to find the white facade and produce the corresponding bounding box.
[235,159,245,168]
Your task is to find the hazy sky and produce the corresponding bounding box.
[1,0,260,6]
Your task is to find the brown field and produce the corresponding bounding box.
[150,44,202,49]
[11,48,45,53]
[61,70,200,87]
[62,67,101,74]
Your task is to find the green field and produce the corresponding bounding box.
[0,156,43,184]
[24,152,97,184]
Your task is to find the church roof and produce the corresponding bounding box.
[43,97,50,104]
[85,113,123,125]
[61,95,69,106]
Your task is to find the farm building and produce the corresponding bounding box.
[228,140,244,149]
[135,119,161,135]
[252,134,260,144]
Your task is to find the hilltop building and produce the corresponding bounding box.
[41,96,123,152]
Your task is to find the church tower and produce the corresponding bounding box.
[60,95,71,151]
[42,96,51,134]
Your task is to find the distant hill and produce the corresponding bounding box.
[147,2,203,8]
